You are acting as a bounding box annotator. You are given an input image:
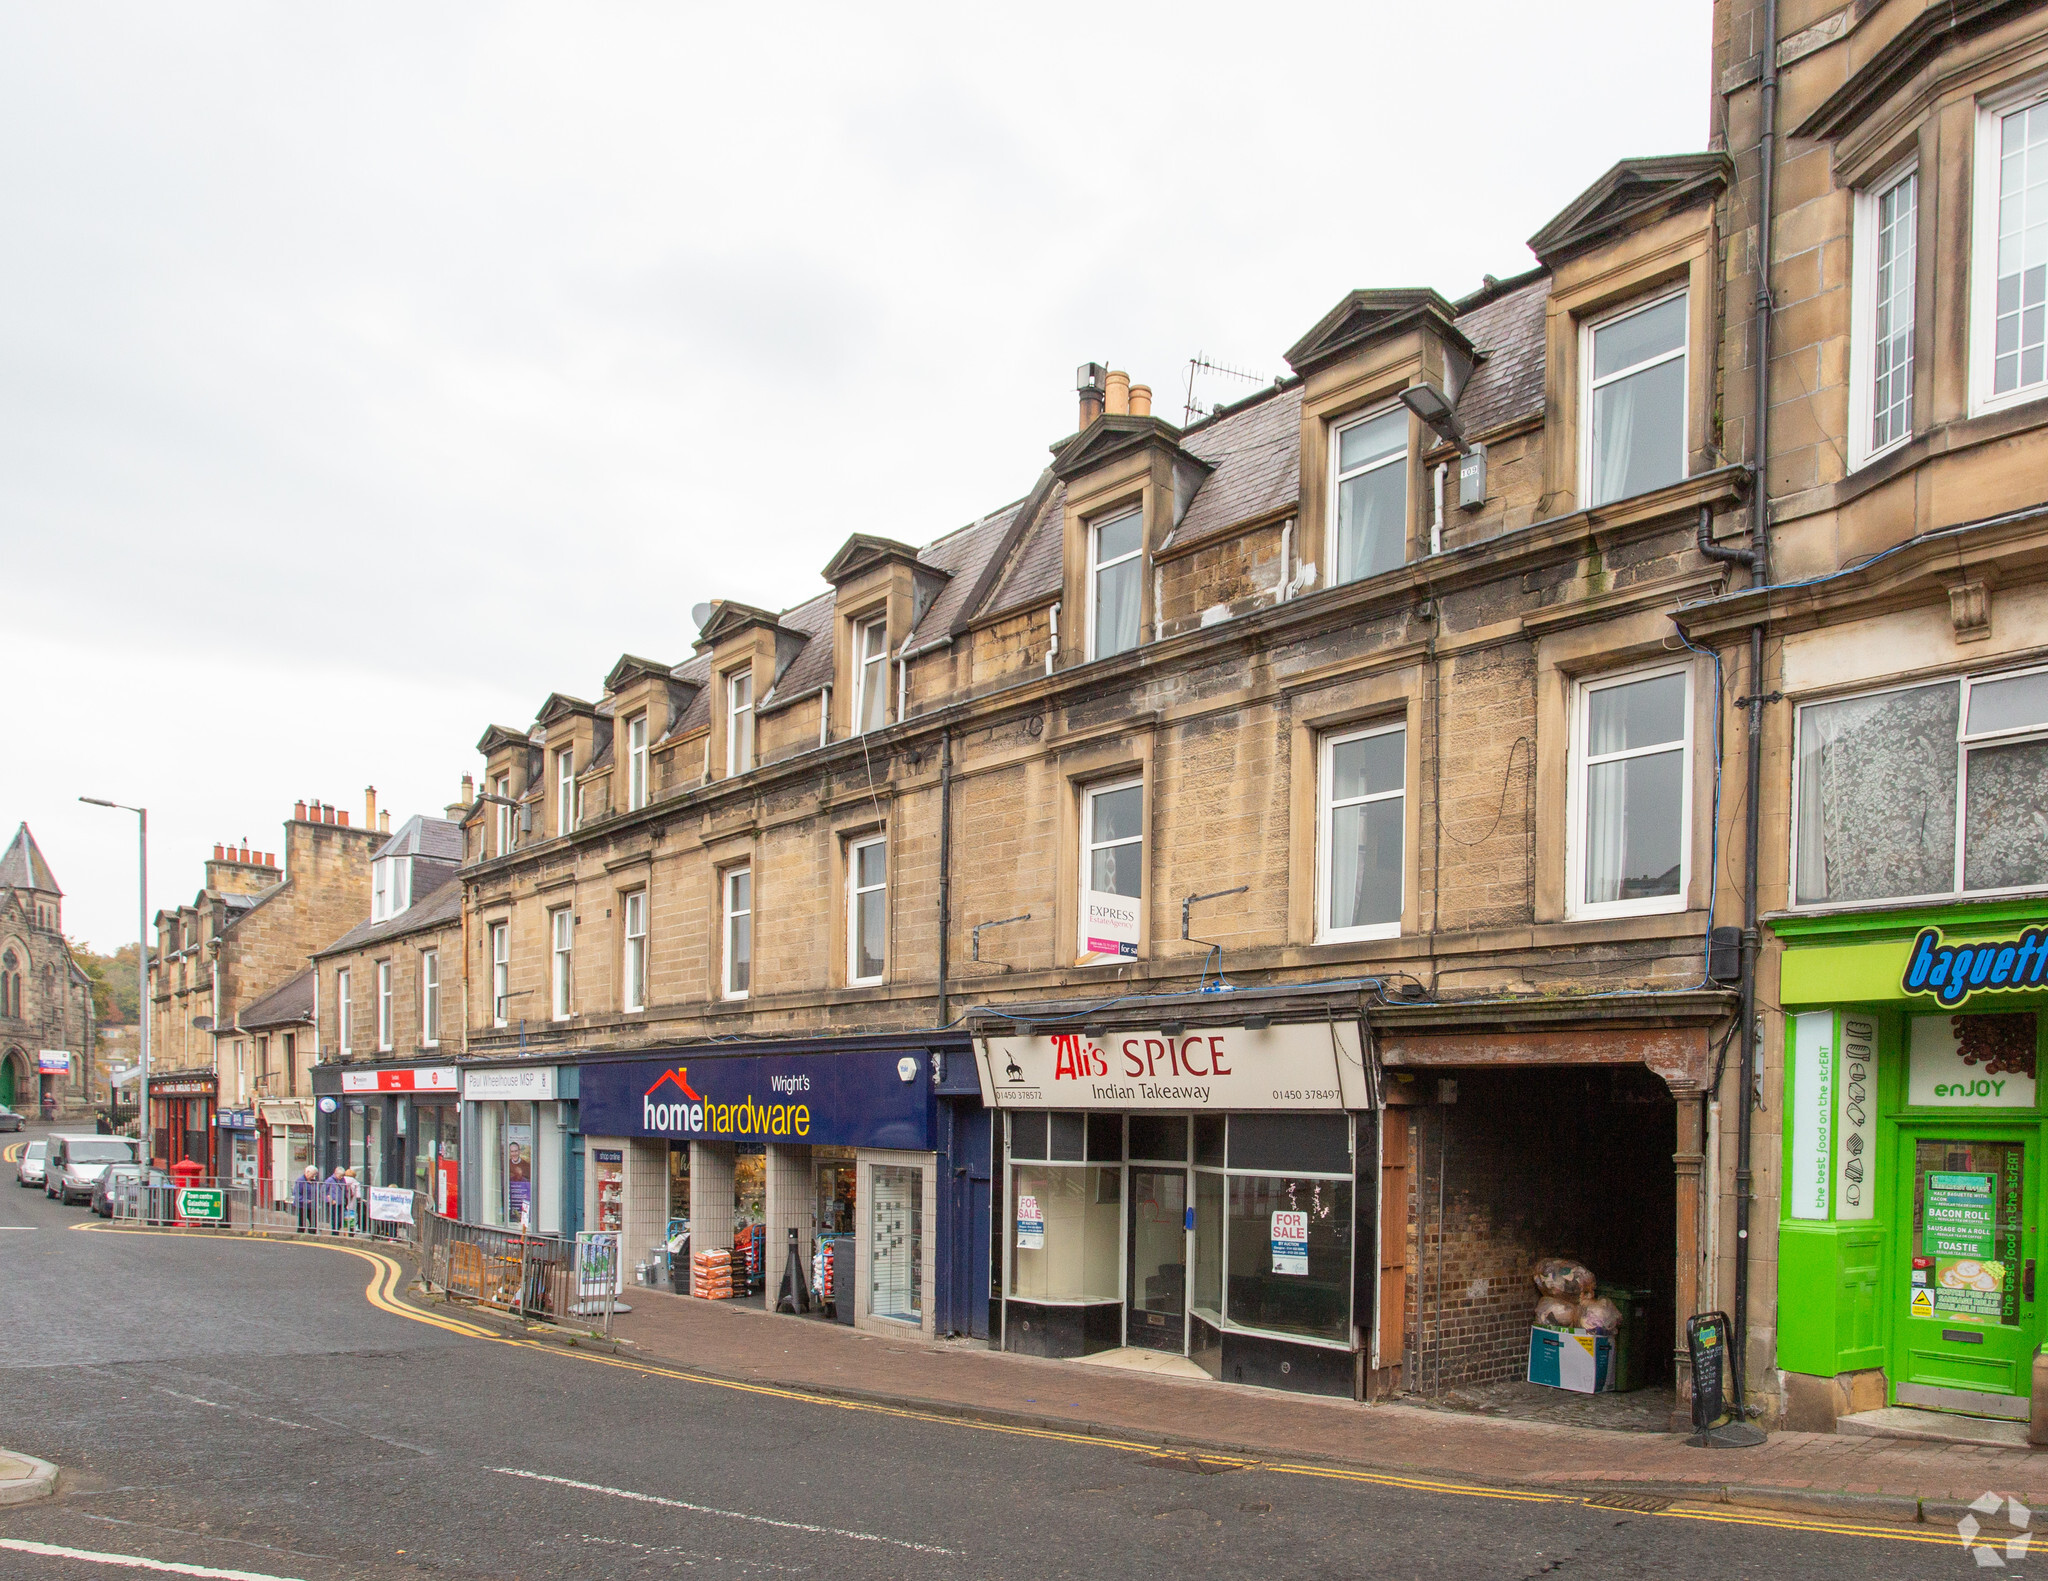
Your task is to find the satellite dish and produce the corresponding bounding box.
[690,602,712,628]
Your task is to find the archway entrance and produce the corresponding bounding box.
[0,1048,24,1110]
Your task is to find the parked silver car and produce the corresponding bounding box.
[15,1139,46,1188]
[0,1104,23,1132]
[45,1134,137,1205]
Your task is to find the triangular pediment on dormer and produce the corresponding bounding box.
[822,534,927,587]
[535,692,597,730]
[1528,153,1732,269]
[1049,414,1212,487]
[691,600,809,664]
[1283,289,1469,380]
[603,654,674,695]
[474,723,530,757]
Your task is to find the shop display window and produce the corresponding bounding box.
[816,1148,856,1235]
[1222,1174,1353,1344]
[668,1142,691,1221]
[870,1163,923,1323]
[1009,1165,1121,1301]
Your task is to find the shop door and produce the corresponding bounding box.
[1894,1128,2040,1416]
[1127,1167,1188,1353]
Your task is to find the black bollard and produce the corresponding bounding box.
[776,1225,811,1314]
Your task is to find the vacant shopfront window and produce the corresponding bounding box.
[1008,1111,1122,1303]
[1195,1113,1352,1346]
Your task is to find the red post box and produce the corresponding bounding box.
[168,1157,205,1224]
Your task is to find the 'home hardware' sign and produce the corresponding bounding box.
[1902,926,2048,1008]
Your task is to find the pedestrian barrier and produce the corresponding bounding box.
[416,1211,619,1335]
[108,1173,425,1245]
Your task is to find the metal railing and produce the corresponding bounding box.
[417,1212,620,1335]
[109,1173,425,1244]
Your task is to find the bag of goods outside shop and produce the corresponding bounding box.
[1576,1296,1622,1335]
[1533,1295,1582,1330]
[1532,1257,1596,1301]
[692,1247,734,1299]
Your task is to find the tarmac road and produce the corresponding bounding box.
[0,1126,2012,1579]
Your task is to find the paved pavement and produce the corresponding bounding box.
[0,1127,2029,1577]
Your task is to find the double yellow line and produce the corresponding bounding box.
[77,1223,1974,1552]
[2,1140,23,1164]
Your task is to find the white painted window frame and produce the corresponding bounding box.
[555,748,575,837]
[420,948,440,1048]
[493,775,512,856]
[622,889,647,1012]
[336,967,352,1056]
[1086,508,1144,662]
[1327,404,1410,586]
[1579,285,1690,508]
[727,668,755,776]
[376,959,393,1051]
[1848,158,1920,469]
[490,922,510,1028]
[627,715,648,811]
[1970,80,2048,417]
[1078,775,1144,960]
[848,834,887,986]
[1565,661,1695,922]
[854,615,889,735]
[1315,721,1406,943]
[722,866,752,1001]
[550,906,573,1021]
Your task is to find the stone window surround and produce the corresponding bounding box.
[1057,730,1155,970]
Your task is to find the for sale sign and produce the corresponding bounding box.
[1271,1210,1309,1275]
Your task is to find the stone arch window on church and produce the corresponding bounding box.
[1,949,20,1020]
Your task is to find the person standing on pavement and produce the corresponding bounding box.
[292,1166,319,1233]
[322,1165,347,1234]
[343,1166,363,1235]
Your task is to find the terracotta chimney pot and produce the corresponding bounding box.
[1105,370,1130,416]
[339,810,350,827]
[294,801,306,822]
[213,844,225,861]
[1129,383,1152,418]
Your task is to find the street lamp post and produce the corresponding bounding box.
[80,798,147,1158]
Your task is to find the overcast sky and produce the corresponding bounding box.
[2,2,1711,954]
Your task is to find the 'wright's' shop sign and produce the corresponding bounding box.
[576,1048,933,1151]
[975,1022,1370,1110]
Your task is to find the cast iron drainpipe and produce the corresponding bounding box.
[937,727,953,1028]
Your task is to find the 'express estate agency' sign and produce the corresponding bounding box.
[975,1021,1369,1110]
[577,1048,932,1151]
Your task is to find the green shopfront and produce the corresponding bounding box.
[1777,902,2048,1426]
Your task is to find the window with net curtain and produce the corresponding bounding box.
[1320,723,1404,938]
[1576,668,1689,912]
[1090,510,1142,659]
[1331,408,1407,585]
[1796,668,2048,904]
[1586,292,1687,507]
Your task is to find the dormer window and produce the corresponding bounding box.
[493,774,512,855]
[626,714,649,811]
[855,616,889,734]
[1584,289,1687,507]
[1088,509,1143,660]
[726,669,755,775]
[371,856,411,922]
[1330,408,1408,585]
[555,747,575,836]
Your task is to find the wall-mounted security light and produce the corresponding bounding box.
[1158,1020,1186,1040]
[1399,382,1471,454]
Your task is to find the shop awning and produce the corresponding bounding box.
[258,1099,314,1129]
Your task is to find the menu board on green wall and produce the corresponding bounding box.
[1910,1144,2024,1326]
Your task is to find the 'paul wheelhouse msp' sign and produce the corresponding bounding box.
[976,1022,1369,1111]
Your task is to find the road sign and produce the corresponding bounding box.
[177,1187,224,1221]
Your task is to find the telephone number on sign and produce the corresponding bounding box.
[1270,1088,1341,1102]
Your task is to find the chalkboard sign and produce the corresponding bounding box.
[1687,1311,1730,1431]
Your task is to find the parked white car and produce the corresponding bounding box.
[15,1139,46,1188]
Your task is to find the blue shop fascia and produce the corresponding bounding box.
[507,1031,990,1338]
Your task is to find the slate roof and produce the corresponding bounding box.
[0,823,59,894]
[1166,386,1302,550]
[239,967,315,1030]
[757,588,839,711]
[909,501,1030,644]
[1452,271,1551,438]
[312,864,463,957]
[978,481,1067,619]
[371,815,464,863]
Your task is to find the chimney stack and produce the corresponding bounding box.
[239,844,251,864]
[339,809,350,827]
[1076,361,1107,428]
[365,786,378,829]
[462,773,475,804]
[1105,370,1131,417]
[214,844,225,861]
[294,800,307,822]
[380,810,391,833]
[1129,383,1152,418]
